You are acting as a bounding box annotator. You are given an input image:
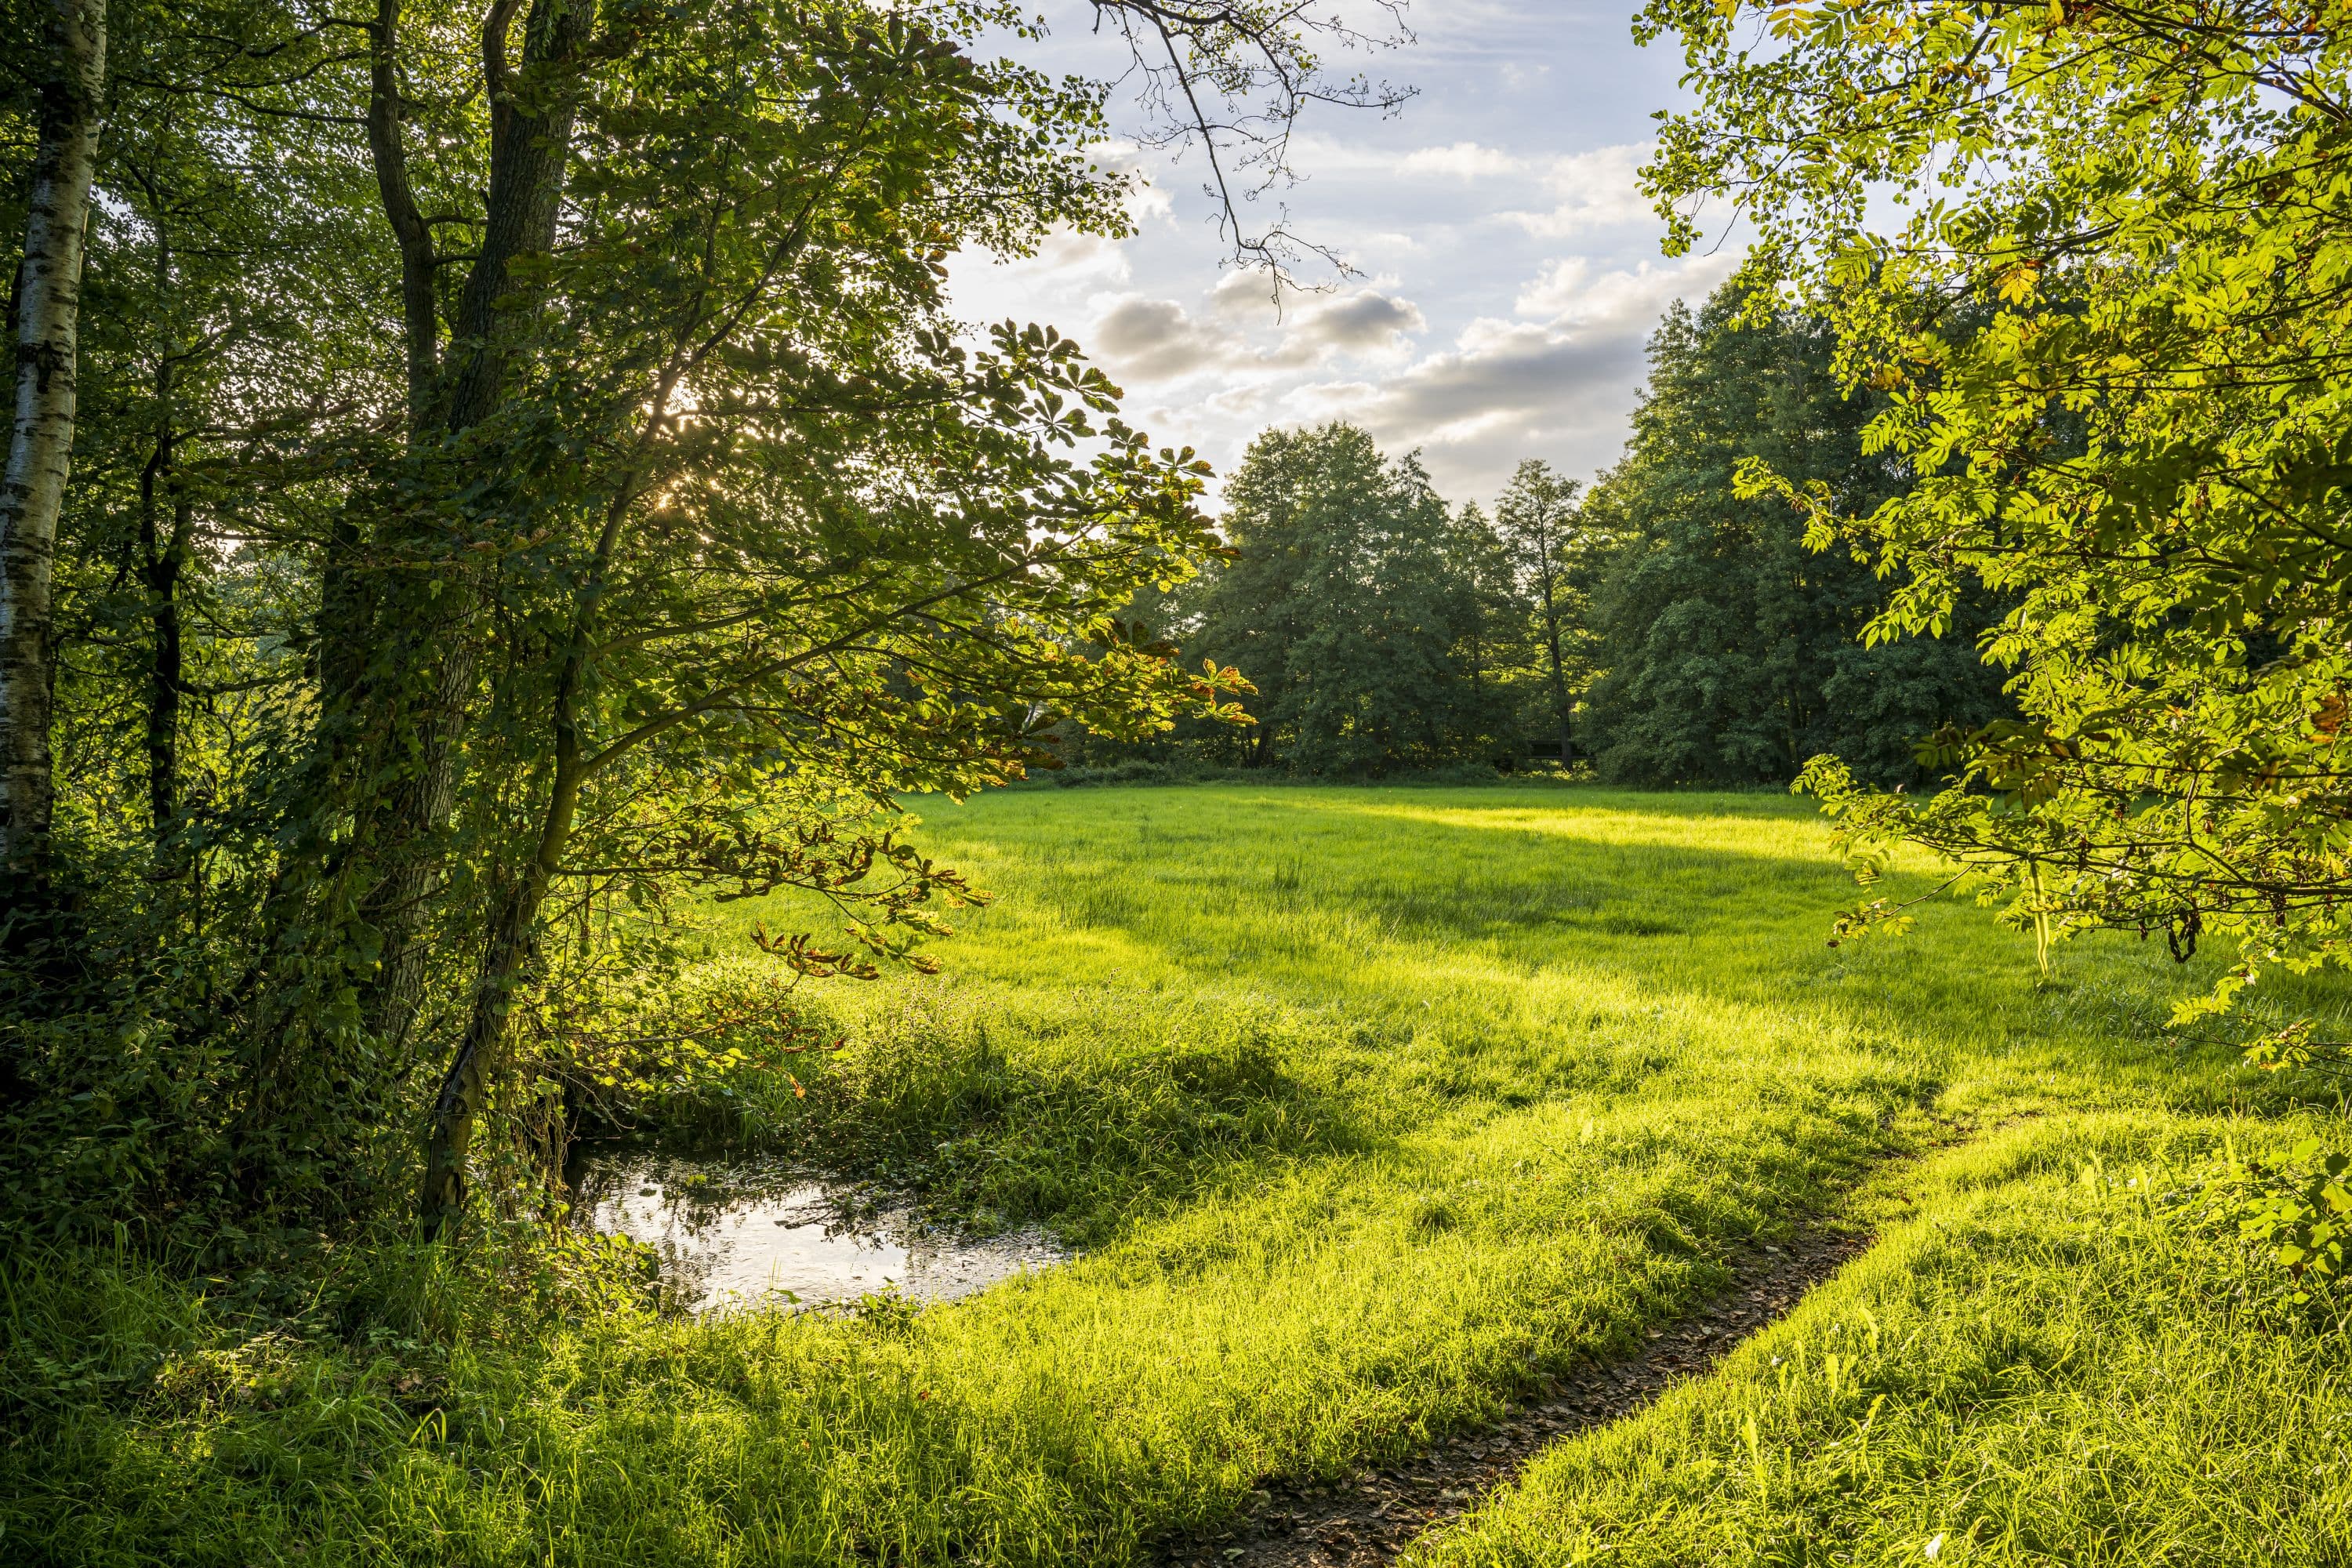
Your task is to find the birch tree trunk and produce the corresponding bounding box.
[0,0,107,871]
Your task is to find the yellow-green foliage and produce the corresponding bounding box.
[5,786,2342,1565]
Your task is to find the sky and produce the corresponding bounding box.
[947,2,1740,510]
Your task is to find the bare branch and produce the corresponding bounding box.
[1085,0,1415,288]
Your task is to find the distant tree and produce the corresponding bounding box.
[1494,461,1596,766]
[1441,500,1537,765]
[1189,422,1505,772]
[1581,291,2008,787]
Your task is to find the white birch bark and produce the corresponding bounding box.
[0,0,107,868]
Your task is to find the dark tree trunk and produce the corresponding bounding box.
[1537,566,1572,764]
[136,352,184,837]
[233,0,593,1200]
[140,495,187,835]
[366,0,444,438]
[417,360,675,1234]
[416,757,579,1232]
[350,0,593,1055]
[415,859,549,1232]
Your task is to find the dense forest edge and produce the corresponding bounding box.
[1055,294,2010,789]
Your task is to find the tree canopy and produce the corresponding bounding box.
[1,0,1338,1240]
[1642,0,2352,1044]
[1579,291,2010,787]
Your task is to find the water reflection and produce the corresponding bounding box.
[570,1152,1067,1316]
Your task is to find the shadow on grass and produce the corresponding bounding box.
[630,995,1375,1249]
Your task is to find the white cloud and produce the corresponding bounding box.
[1287,379,1384,420]
[1087,286,1428,383]
[1513,256,1594,320]
[1279,289,1426,358]
[1206,383,1274,420]
[1500,143,1657,238]
[1208,267,1303,321]
[1514,256,1728,329]
[1090,296,1235,381]
[1367,321,1640,445]
[1398,141,1524,180]
[947,226,1131,334]
[1323,251,1740,497]
[1123,176,1175,227]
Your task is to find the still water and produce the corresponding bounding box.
[572,1152,1068,1316]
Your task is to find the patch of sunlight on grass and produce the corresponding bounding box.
[1414,1112,2352,1566]
[1258,791,1842,864]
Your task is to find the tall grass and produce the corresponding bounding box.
[4,786,2339,1565]
[1417,1116,2352,1566]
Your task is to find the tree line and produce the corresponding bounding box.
[1073,285,2012,786]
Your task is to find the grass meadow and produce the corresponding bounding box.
[8,785,2350,1564]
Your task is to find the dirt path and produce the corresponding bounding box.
[1152,1224,1868,1567]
